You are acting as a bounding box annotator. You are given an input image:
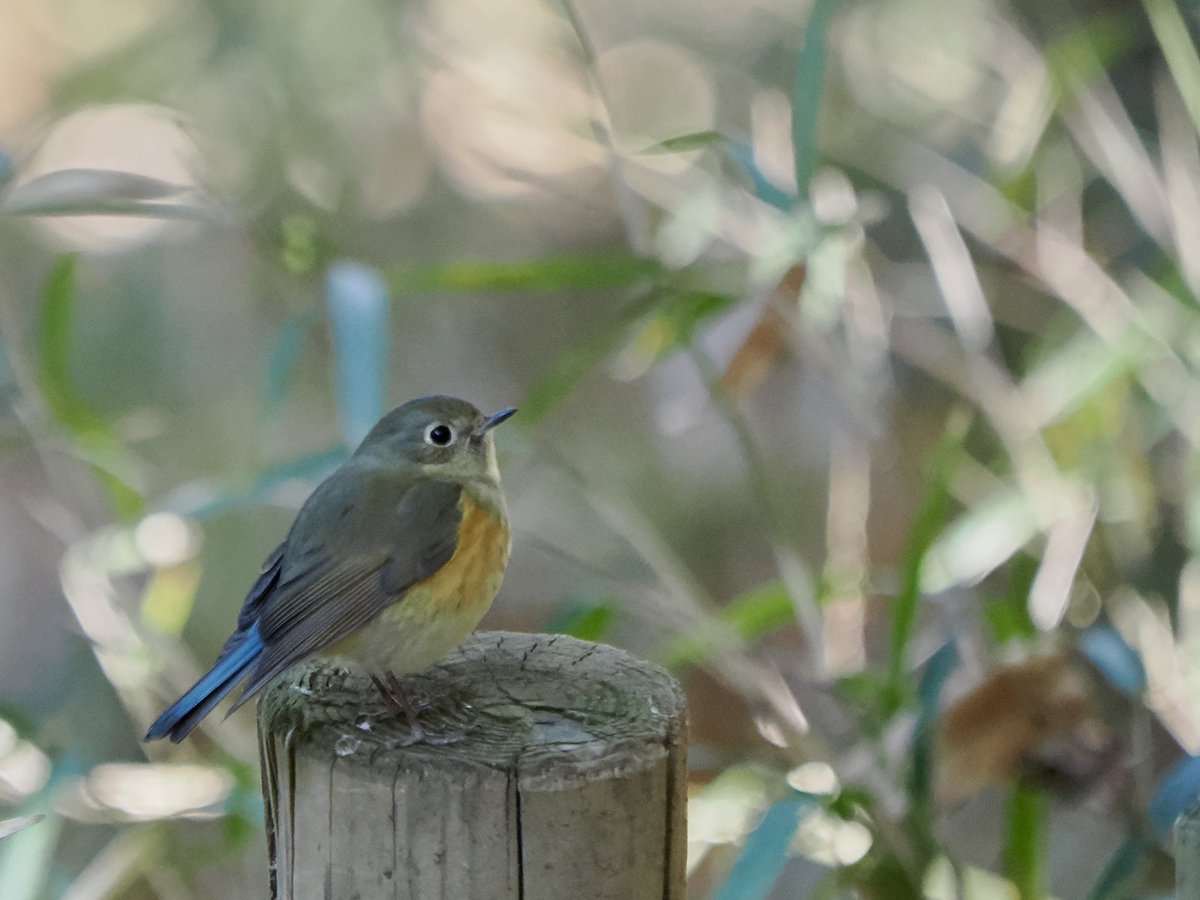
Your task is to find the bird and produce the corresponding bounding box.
[145,395,516,744]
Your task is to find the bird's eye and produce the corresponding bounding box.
[424,423,455,447]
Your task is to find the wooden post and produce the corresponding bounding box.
[258,631,687,900]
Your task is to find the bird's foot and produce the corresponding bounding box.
[368,672,462,747]
[370,672,419,719]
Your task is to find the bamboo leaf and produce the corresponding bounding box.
[884,411,969,712]
[265,314,315,411]
[1145,0,1200,138]
[0,811,60,900]
[326,260,389,446]
[38,255,101,435]
[792,0,839,200]
[639,130,725,154]
[921,488,1041,595]
[858,853,924,899]
[0,168,207,219]
[620,290,738,376]
[985,554,1038,645]
[1021,327,1147,427]
[1087,838,1145,900]
[36,256,143,517]
[663,580,793,668]
[1078,627,1146,696]
[544,603,617,642]
[1148,754,1200,839]
[1043,14,1137,93]
[387,255,661,295]
[723,141,797,211]
[520,287,662,425]
[160,447,348,521]
[908,640,959,858]
[0,817,42,842]
[714,793,816,900]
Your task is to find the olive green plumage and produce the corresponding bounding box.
[146,395,515,743]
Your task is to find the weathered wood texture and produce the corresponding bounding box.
[258,631,687,900]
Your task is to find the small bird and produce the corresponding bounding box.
[145,395,516,743]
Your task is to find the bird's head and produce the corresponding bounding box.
[355,395,517,482]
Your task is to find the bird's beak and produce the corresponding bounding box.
[478,407,518,434]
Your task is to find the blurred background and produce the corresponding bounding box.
[0,0,1199,896]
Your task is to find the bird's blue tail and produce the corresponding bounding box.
[145,626,263,743]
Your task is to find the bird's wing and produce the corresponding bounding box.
[234,542,286,632]
[229,477,464,708]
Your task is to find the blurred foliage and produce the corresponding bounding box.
[2,0,1200,897]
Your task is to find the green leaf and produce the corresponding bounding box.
[639,130,725,154]
[38,255,101,435]
[792,0,839,200]
[544,603,617,642]
[1021,327,1147,428]
[1043,13,1137,94]
[857,852,924,900]
[623,290,738,372]
[387,255,661,295]
[519,287,662,425]
[907,640,958,867]
[659,290,737,345]
[1145,0,1200,138]
[662,580,794,668]
[36,255,143,517]
[521,275,735,425]
[884,410,969,713]
[1087,838,1145,900]
[1002,782,1048,899]
[985,554,1038,645]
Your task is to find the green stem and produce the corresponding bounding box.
[1003,781,1048,899]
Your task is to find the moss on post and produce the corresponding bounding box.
[258,631,687,900]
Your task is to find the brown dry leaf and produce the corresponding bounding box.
[720,265,805,400]
[934,653,1116,806]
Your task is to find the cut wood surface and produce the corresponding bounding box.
[258,630,687,899]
